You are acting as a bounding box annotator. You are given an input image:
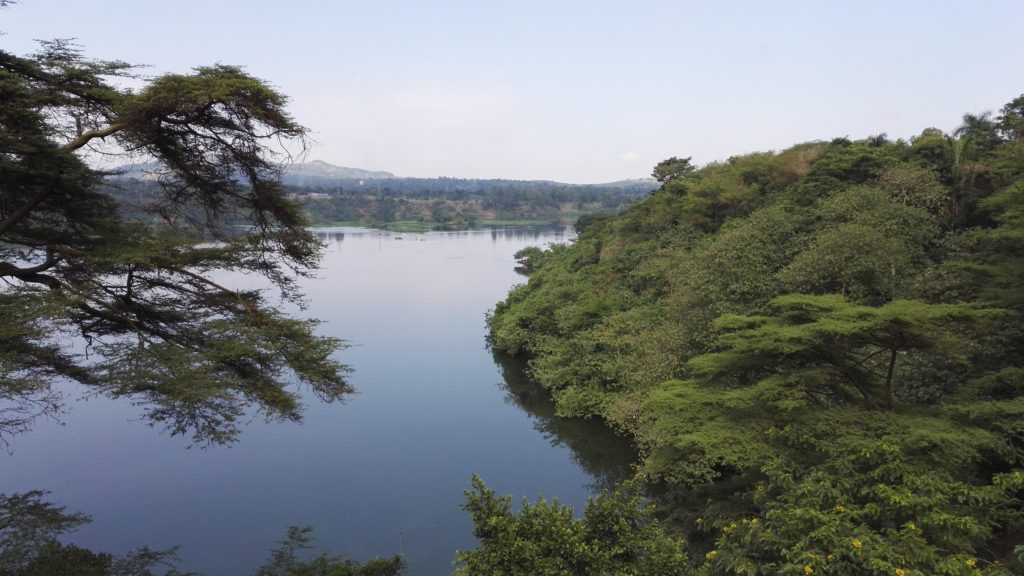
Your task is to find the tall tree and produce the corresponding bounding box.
[652,156,696,184]
[0,42,350,445]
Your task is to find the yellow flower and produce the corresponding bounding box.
[756,484,765,492]
[804,565,814,575]
[966,559,976,567]
[827,555,834,562]
[706,550,718,560]
[895,569,906,576]
[906,522,916,531]
[751,518,760,525]
[835,505,846,513]
[852,539,862,550]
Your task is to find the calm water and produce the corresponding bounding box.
[1,226,634,576]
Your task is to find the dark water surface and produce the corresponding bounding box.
[1,226,635,576]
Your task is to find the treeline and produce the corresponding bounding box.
[292,177,654,228]
[101,176,654,230]
[487,96,1024,574]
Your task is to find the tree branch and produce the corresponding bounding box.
[0,247,61,277]
[62,122,126,151]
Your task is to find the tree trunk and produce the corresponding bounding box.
[885,347,898,410]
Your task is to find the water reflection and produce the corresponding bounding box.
[3,224,599,576]
[491,349,637,493]
[311,225,573,246]
[314,230,347,243]
[489,226,570,243]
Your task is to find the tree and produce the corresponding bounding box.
[687,294,998,410]
[697,444,1023,576]
[0,491,189,576]
[455,475,687,575]
[0,42,351,445]
[0,492,405,576]
[777,186,939,303]
[0,491,90,573]
[955,111,1001,154]
[652,156,696,184]
[967,181,1024,307]
[997,95,1024,142]
[254,526,405,576]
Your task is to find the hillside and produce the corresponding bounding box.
[283,159,395,184]
[488,97,1024,574]
[105,161,656,230]
[293,177,654,230]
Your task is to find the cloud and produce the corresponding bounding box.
[619,151,640,162]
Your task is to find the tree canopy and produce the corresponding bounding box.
[0,42,350,445]
[489,94,1024,573]
[455,475,687,576]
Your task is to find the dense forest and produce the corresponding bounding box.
[4,10,1023,572]
[104,173,653,231]
[487,98,1024,574]
[293,177,652,230]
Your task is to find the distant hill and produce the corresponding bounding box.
[595,178,659,189]
[107,159,655,192]
[108,159,394,184]
[102,159,655,229]
[282,160,394,186]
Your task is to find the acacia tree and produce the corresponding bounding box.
[0,42,351,445]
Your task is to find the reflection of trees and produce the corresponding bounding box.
[491,349,637,492]
[314,231,345,243]
[488,226,572,243]
[312,225,574,248]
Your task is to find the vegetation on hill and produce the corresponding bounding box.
[105,174,654,231]
[488,97,1024,574]
[295,177,653,228]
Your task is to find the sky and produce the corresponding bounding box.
[3,0,1023,183]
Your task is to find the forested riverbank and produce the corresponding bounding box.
[4,2,1023,571]
[103,169,654,232]
[488,99,1024,575]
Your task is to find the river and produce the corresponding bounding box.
[0,226,635,576]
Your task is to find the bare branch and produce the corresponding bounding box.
[62,122,126,151]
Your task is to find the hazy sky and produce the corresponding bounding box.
[4,1,1022,183]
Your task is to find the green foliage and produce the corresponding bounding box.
[997,96,1024,143]
[254,526,405,576]
[268,177,649,229]
[966,181,1024,307]
[0,42,351,445]
[778,187,939,302]
[877,162,949,213]
[0,491,90,573]
[0,492,403,576]
[652,156,697,184]
[489,95,1024,571]
[454,475,687,576]
[697,443,1021,576]
[513,246,546,275]
[0,491,189,576]
[686,295,999,409]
